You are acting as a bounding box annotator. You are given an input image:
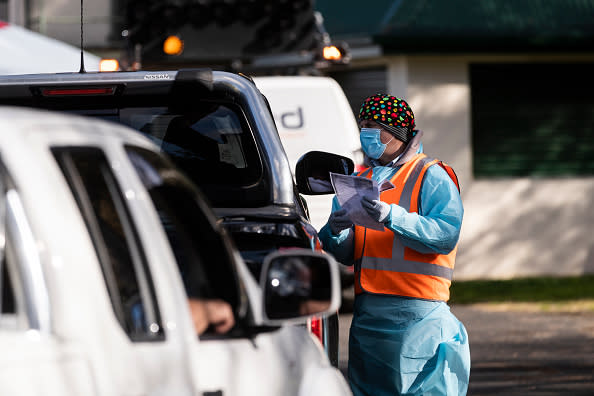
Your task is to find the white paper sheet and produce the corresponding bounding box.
[329,172,384,231]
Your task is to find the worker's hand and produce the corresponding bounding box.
[361,196,391,223]
[328,208,353,235]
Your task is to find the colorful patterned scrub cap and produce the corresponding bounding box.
[358,94,416,143]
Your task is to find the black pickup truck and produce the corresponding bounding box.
[0,69,349,366]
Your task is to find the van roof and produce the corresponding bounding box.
[253,75,342,89]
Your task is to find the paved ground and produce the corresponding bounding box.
[338,303,594,395]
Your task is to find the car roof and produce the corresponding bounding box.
[0,70,177,83]
[0,69,213,92]
[0,105,155,149]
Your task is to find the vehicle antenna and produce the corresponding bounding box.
[79,0,86,73]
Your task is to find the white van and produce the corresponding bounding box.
[0,21,101,74]
[254,76,363,230]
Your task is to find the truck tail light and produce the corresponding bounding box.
[308,316,323,344]
[40,87,116,96]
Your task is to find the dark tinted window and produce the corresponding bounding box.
[54,147,164,341]
[0,163,13,315]
[7,88,271,207]
[65,101,269,207]
[0,162,26,328]
[121,104,262,185]
[125,146,243,320]
[101,102,268,208]
[1,260,15,315]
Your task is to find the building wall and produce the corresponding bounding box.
[23,0,112,49]
[378,55,594,280]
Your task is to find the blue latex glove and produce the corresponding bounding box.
[328,208,353,235]
[361,196,391,223]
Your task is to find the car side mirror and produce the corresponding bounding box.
[295,151,354,195]
[259,249,340,324]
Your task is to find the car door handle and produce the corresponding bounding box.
[203,391,223,396]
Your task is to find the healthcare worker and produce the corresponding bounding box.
[318,94,470,395]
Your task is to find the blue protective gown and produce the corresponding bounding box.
[319,146,470,396]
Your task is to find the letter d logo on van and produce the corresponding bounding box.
[280,107,304,129]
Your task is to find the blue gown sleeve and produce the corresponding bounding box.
[383,164,463,254]
[318,196,355,266]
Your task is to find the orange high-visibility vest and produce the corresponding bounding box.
[353,153,460,301]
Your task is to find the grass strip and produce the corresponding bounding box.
[464,300,594,313]
[450,275,594,304]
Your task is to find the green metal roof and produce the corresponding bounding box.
[316,0,594,53]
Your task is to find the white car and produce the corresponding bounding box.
[0,107,351,396]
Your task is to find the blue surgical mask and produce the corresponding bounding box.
[360,128,392,159]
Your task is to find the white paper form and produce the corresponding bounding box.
[329,172,385,231]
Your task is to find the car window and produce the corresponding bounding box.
[0,199,18,330]
[53,147,164,341]
[67,100,269,208]
[125,145,245,331]
[0,160,47,332]
[124,105,254,175]
[0,242,24,332]
[0,166,8,317]
[0,249,23,331]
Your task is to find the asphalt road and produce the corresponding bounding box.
[338,303,594,395]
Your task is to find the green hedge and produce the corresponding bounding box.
[450,276,594,304]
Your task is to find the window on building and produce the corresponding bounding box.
[471,63,594,177]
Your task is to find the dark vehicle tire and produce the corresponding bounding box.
[326,312,339,367]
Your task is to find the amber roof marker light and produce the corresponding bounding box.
[163,35,184,56]
[322,45,342,61]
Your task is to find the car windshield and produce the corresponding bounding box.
[72,102,268,208]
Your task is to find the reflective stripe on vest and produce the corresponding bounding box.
[353,153,458,301]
